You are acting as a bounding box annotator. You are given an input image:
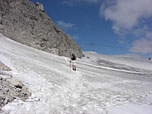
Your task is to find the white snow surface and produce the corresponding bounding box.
[0,33,152,114]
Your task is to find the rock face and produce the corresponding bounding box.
[0,0,83,57]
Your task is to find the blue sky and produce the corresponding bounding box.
[30,0,152,58]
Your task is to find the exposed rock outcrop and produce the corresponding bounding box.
[0,0,83,57]
[0,75,31,109]
[35,2,44,11]
[0,61,11,71]
[0,61,30,109]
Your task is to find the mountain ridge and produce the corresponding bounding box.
[0,0,83,57]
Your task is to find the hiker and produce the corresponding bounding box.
[70,52,76,71]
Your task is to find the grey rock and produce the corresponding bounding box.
[0,61,11,71]
[10,77,23,88]
[0,74,31,108]
[36,2,44,11]
[0,0,83,57]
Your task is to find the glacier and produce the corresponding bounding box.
[0,33,152,114]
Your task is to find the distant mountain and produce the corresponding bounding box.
[0,0,83,57]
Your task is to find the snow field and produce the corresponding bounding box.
[0,33,152,114]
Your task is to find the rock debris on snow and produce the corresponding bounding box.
[0,72,31,110]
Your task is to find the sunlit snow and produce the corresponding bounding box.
[0,33,152,114]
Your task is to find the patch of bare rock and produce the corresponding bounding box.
[0,61,31,111]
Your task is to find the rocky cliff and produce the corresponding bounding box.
[0,0,83,57]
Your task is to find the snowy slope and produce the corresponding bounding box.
[82,52,152,72]
[0,33,152,114]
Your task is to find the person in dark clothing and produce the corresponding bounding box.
[70,52,76,71]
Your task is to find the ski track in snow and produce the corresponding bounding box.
[0,33,152,114]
